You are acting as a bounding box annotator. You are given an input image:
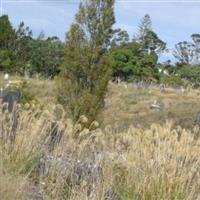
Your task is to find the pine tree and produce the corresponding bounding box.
[58,0,115,124]
[138,14,152,42]
[137,14,166,55]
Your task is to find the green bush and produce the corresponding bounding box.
[178,65,200,84]
[17,80,37,104]
[112,164,141,200]
[160,75,184,86]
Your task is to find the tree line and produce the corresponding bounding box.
[0,13,166,80]
[1,11,200,82]
[0,15,64,77]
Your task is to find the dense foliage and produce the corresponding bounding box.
[110,43,159,81]
[29,34,64,77]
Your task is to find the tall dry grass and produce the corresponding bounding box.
[0,103,199,200]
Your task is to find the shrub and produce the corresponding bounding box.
[160,75,184,86]
[178,65,200,87]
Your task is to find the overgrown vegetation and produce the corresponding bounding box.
[0,105,199,200]
[1,0,200,199]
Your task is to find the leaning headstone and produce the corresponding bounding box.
[24,71,30,79]
[117,77,121,84]
[159,83,166,92]
[0,88,4,98]
[177,86,187,95]
[124,83,128,89]
[150,100,165,110]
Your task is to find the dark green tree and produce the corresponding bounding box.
[110,42,159,81]
[0,15,16,71]
[178,65,200,84]
[58,0,115,123]
[30,34,64,78]
[111,48,132,78]
[0,15,16,49]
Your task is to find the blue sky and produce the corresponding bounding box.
[1,0,200,62]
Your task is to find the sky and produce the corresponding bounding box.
[1,0,200,62]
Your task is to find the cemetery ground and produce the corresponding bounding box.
[0,75,200,200]
[101,82,200,131]
[3,75,200,131]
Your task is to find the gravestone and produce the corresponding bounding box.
[0,90,21,142]
[150,100,165,110]
[0,90,21,112]
[195,112,200,125]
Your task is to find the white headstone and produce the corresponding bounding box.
[4,73,9,80]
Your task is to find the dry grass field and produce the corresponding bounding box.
[101,82,200,131]
[0,76,200,200]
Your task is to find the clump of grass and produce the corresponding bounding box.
[0,171,29,200]
[105,122,200,200]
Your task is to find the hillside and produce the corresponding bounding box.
[3,76,199,131]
